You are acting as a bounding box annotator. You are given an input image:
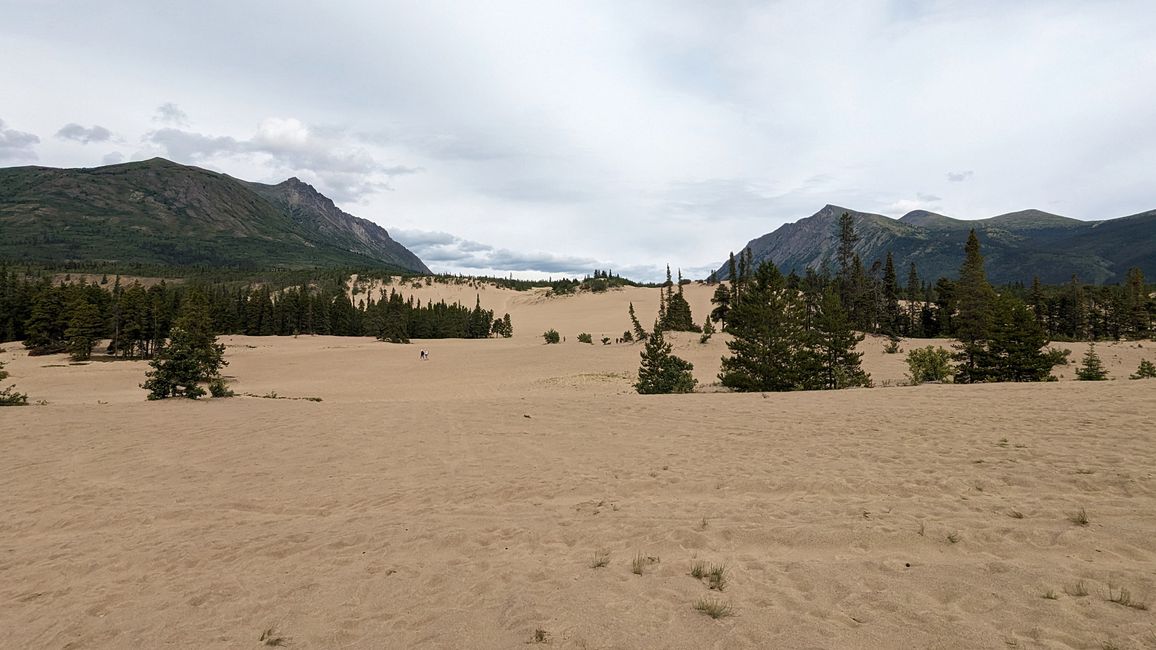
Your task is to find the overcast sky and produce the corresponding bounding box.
[2,1,1153,280]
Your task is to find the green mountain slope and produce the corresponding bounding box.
[717,204,1155,285]
[0,158,430,273]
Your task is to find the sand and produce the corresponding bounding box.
[2,282,1155,649]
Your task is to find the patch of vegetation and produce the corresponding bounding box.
[1106,583,1148,610]
[577,332,593,344]
[906,346,953,384]
[531,628,550,644]
[590,549,610,569]
[1042,589,1058,600]
[1130,358,1156,379]
[946,531,961,544]
[1068,507,1089,526]
[693,597,735,619]
[259,627,289,646]
[542,329,560,344]
[1064,580,1089,597]
[0,360,28,406]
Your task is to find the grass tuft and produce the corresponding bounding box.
[590,549,610,569]
[690,561,707,580]
[259,628,289,646]
[531,628,550,644]
[1068,507,1089,526]
[693,596,735,619]
[946,531,960,544]
[1064,580,1089,597]
[1106,583,1149,610]
[632,551,646,575]
[1042,589,1058,600]
[1008,509,1025,519]
[707,564,728,591]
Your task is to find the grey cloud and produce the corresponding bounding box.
[56,123,113,144]
[947,170,974,182]
[154,102,189,126]
[147,127,242,159]
[917,192,942,202]
[0,118,40,161]
[102,151,126,165]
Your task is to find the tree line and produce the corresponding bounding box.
[0,268,512,361]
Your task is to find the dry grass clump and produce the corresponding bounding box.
[531,627,550,643]
[631,551,659,575]
[1064,580,1089,597]
[590,549,610,568]
[1068,507,1089,526]
[1106,582,1149,610]
[259,628,289,646]
[693,596,735,619]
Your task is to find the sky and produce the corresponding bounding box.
[2,1,1154,281]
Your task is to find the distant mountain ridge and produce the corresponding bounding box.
[716,204,1156,285]
[0,158,430,273]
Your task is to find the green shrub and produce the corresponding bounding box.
[542,329,561,344]
[0,361,29,406]
[906,346,952,384]
[577,332,593,344]
[1130,359,1156,379]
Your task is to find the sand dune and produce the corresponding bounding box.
[2,284,1155,649]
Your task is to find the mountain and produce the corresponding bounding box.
[716,204,1156,285]
[0,158,430,273]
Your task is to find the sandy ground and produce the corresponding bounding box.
[2,283,1155,649]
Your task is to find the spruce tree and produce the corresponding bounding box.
[699,316,715,344]
[719,260,804,391]
[836,211,859,307]
[1075,344,1108,380]
[65,300,104,361]
[628,302,647,342]
[953,230,997,383]
[634,326,697,394]
[801,285,871,389]
[1130,359,1156,380]
[984,293,1063,382]
[141,291,227,399]
[710,282,732,329]
[882,252,900,335]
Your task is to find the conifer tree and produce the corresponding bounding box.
[800,285,871,389]
[699,315,715,344]
[719,260,805,391]
[953,230,997,383]
[836,211,859,307]
[1130,359,1156,380]
[628,302,647,342]
[882,252,901,335]
[710,282,732,329]
[141,291,227,399]
[983,293,1064,382]
[634,325,697,394]
[906,263,922,336]
[65,300,104,361]
[1075,344,1108,380]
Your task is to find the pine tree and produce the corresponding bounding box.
[1075,344,1108,380]
[953,230,997,383]
[699,316,715,344]
[628,302,647,342]
[710,282,732,329]
[65,300,104,361]
[141,291,227,399]
[983,293,1063,382]
[882,252,900,335]
[719,260,805,392]
[660,272,699,332]
[634,326,697,394]
[905,263,922,336]
[800,285,871,389]
[836,211,859,307]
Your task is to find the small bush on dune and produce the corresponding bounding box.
[906,346,952,384]
[1075,344,1109,380]
[577,332,593,344]
[542,329,560,344]
[1130,359,1156,379]
[0,361,29,406]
